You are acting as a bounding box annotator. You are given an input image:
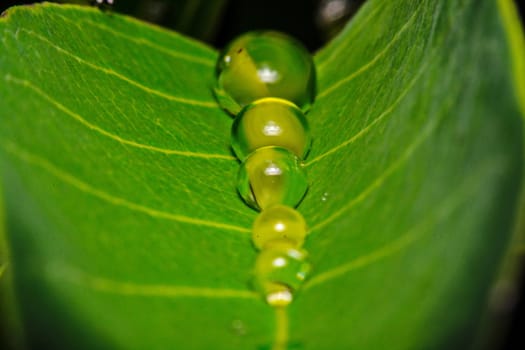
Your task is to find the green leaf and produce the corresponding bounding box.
[0,1,523,349]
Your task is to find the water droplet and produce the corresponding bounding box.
[237,147,308,210]
[321,192,329,202]
[231,98,311,160]
[252,205,307,250]
[215,31,316,111]
[231,319,247,336]
[253,241,311,307]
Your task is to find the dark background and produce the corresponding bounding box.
[0,0,524,349]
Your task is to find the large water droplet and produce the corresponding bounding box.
[215,31,316,112]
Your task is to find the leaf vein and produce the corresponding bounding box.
[54,13,216,67]
[37,3,219,55]
[49,263,257,299]
[316,2,423,100]
[271,308,289,350]
[305,161,495,290]
[307,0,470,233]
[1,141,249,233]
[17,29,217,108]
[315,1,385,70]
[4,75,234,160]
[305,55,430,167]
[308,99,437,234]
[0,262,7,280]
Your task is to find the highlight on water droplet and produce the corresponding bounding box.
[266,284,293,307]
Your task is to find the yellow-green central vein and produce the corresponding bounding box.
[271,307,289,350]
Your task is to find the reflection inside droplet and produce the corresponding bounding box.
[274,222,286,232]
[264,164,282,176]
[263,121,282,136]
[257,66,280,83]
[266,289,293,306]
[273,257,287,268]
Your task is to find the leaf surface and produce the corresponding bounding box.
[0,1,523,349]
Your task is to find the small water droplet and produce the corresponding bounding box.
[231,319,247,336]
[253,242,311,307]
[252,205,307,250]
[321,192,329,202]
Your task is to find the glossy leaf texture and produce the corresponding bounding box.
[0,1,524,349]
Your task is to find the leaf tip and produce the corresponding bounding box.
[0,2,41,23]
[0,6,12,21]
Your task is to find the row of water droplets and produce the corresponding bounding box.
[215,31,316,307]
